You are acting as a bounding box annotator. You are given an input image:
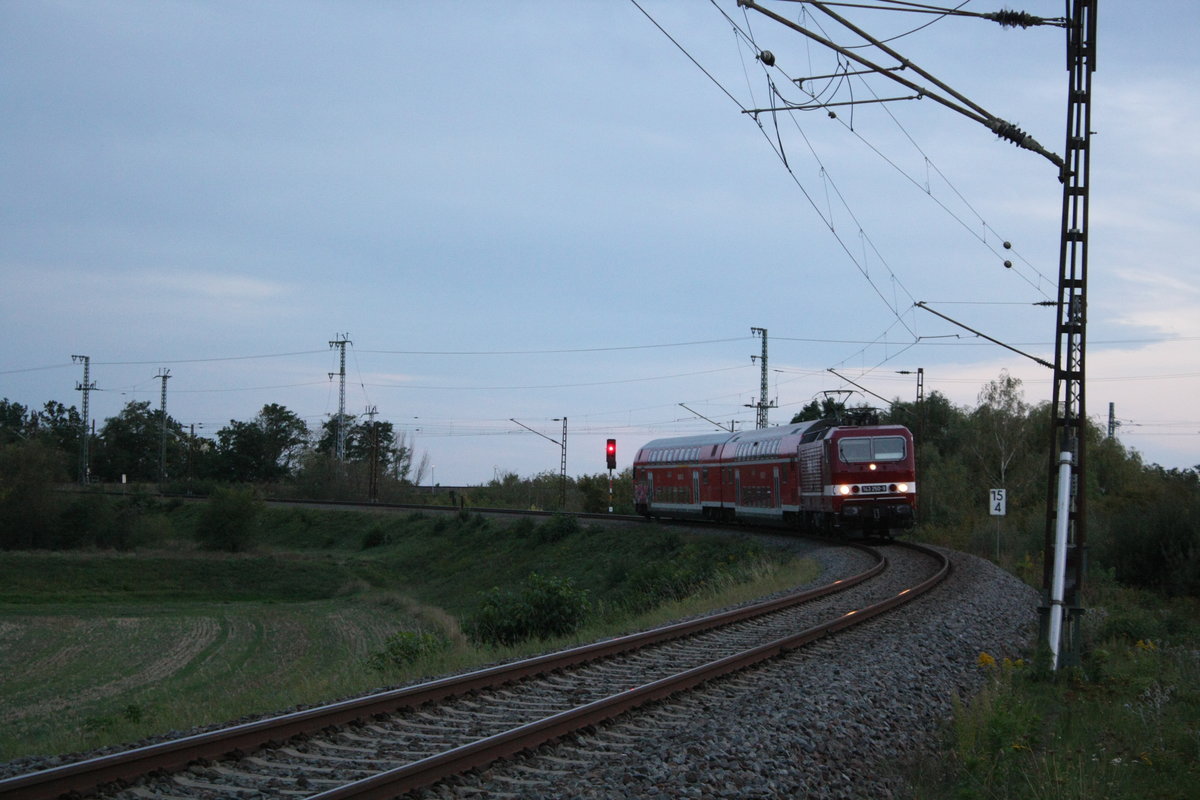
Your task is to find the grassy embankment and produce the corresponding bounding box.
[908,526,1200,799]
[0,502,817,763]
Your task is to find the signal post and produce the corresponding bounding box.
[606,438,617,512]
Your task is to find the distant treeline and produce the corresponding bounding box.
[2,371,1198,595]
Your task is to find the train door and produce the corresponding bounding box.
[692,471,700,506]
[773,466,781,508]
[647,471,654,507]
[734,469,742,507]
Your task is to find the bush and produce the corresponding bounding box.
[360,523,388,549]
[195,488,261,552]
[505,517,537,539]
[0,441,67,549]
[536,514,579,544]
[366,630,449,671]
[1102,486,1200,597]
[466,573,591,647]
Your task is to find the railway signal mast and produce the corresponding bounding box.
[606,438,617,513]
[733,0,1095,669]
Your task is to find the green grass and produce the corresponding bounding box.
[0,596,406,759]
[0,503,816,762]
[907,583,1200,799]
[0,551,363,604]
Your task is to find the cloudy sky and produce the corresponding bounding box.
[2,1,1197,485]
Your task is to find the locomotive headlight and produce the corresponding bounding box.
[869,463,877,471]
[838,484,852,496]
[895,482,909,493]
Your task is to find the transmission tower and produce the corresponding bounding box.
[71,354,95,484]
[155,368,171,482]
[748,327,776,428]
[328,334,351,461]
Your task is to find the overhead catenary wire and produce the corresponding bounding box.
[633,0,1075,388]
[699,0,922,338]
[728,3,1056,298]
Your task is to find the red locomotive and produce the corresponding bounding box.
[632,418,916,538]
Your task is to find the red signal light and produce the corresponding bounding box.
[605,438,617,469]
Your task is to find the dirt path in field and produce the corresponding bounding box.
[0,616,222,723]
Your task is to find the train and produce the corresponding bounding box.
[632,417,917,538]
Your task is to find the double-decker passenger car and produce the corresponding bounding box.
[632,419,916,537]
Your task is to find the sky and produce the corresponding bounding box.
[2,1,1197,486]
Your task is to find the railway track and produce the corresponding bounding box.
[0,540,948,800]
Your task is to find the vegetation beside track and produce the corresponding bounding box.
[4,372,1200,795]
[0,498,815,763]
[904,579,1200,800]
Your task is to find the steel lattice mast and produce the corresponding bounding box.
[329,334,351,462]
[733,0,1097,669]
[750,327,774,428]
[156,368,171,483]
[72,354,95,484]
[1041,0,1096,670]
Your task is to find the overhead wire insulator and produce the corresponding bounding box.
[986,118,1065,169]
[984,10,1049,29]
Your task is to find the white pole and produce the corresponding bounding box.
[1048,450,1073,670]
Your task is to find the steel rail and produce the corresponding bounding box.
[0,542,886,800]
[309,541,950,800]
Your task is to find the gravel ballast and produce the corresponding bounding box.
[418,545,1039,799]
[2,543,1039,799]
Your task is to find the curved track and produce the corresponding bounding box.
[0,541,947,800]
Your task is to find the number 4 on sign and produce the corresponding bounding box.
[990,489,1007,516]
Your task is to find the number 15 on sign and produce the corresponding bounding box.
[989,489,1006,516]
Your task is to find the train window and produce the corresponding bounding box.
[872,436,907,460]
[838,436,907,463]
[839,437,874,463]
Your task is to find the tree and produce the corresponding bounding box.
[213,404,309,482]
[790,396,843,423]
[29,401,82,456]
[92,401,184,483]
[968,371,1041,492]
[314,415,428,485]
[0,398,30,445]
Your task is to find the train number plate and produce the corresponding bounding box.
[859,484,887,494]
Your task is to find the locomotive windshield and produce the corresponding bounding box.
[838,435,906,463]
